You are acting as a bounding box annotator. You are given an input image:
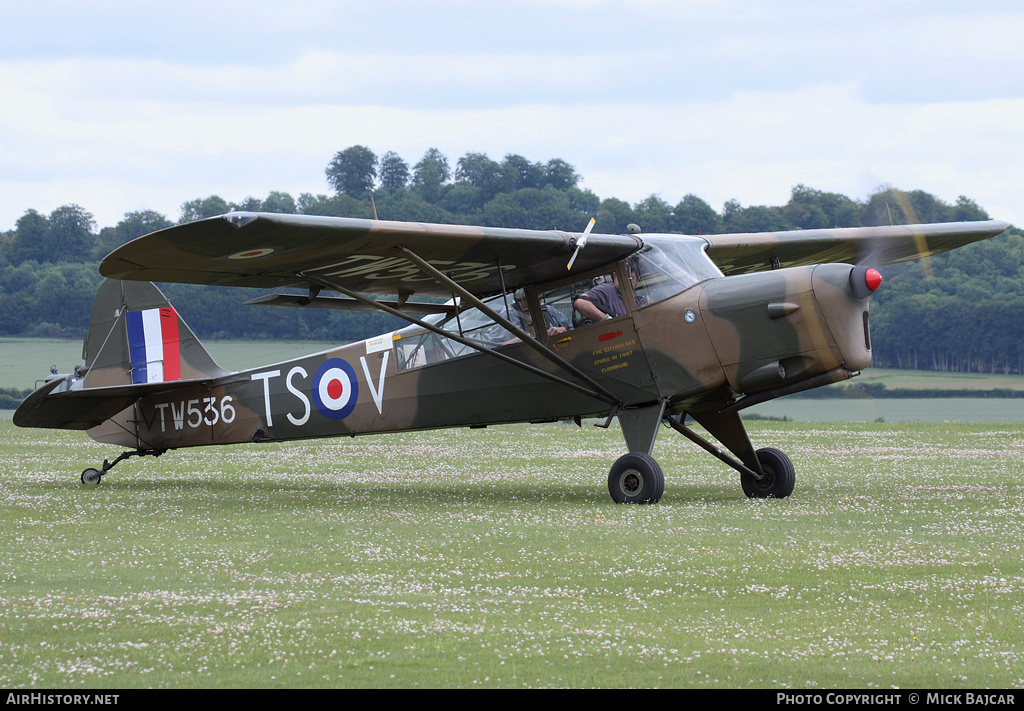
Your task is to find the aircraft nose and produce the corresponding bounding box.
[811,264,874,372]
[850,266,883,299]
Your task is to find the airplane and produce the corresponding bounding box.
[13,212,1009,503]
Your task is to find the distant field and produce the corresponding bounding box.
[854,367,1024,391]
[0,338,340,391]
[2,419,1022,688]
[4,338,1024,393]
[745,397,1024,424]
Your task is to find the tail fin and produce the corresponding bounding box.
[15,280,228,431]
[82,279,227,387]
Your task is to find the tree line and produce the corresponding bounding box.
[1,145,1022,374]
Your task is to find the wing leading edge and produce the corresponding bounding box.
[100,212,644,298]
[702,220,1010,275]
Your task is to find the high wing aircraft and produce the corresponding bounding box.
[14,213,1009,503]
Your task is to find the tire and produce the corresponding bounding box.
[81,468,102,486]
[608,452,665,504]
[740,447,795,499]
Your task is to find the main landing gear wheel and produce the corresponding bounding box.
[741,447,795,499]
[81,468,103,486]
[608,452,665,504]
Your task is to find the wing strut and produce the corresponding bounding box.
[393,245,624,406]
[301,272,622,408]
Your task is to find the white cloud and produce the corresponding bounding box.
[2,2,1023,230]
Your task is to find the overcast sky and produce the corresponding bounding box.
[3,0,1023,232]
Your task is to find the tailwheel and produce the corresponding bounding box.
[608,452,665,504]
[741,447,795,499]
[78,448,167,486]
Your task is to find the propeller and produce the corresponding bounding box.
[567,218,596,271]
[855,187,934,280]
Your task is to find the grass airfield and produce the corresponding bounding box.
[2,419,1023,688]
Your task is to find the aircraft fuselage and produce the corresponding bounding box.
[86,261,872,452]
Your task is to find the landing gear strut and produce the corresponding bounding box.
[79,448,166,486]
[607,401,797,503]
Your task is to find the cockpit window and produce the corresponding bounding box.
[632,237,722,305]
[395,294,512,370]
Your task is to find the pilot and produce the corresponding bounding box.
[494,289,571,344]
[573,261,640,322]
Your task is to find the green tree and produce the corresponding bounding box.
[180,196,231,223]
[480,193,529,229]
[378,151,410,191]
[594,197,636,235]
[47,204,95,262]
[94,210,173,259]
[234,196,262,212]
[325,145,378,197]
[8,209,50,265]
[0,229,11,265]
[297,193,329,214]
[481,187,578,230]
[566,187,601,222]
[501,154,542,191]
[780,185,862,230]
[722,200,790,233]
[260,191,298,214]
[412,148,451,203]
[455,152,504,202]
[375,190,457,224]
[672,194,720,234]
[861,186,958,226]
[295,193,373,218]
[543,158,580,191]
[952,196,990,222]
[440,184,483,216]
[632,195,672,233]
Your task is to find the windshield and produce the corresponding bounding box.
[633,236,722,305]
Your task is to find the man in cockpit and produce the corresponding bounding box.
[493,289,571,344]
[573,261,640,322]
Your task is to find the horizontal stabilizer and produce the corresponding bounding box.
[13,376,216,430]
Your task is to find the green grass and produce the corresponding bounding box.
[2,420,1023,688]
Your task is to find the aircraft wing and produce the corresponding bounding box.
[100,212,644,297]
[702,220,1011,275]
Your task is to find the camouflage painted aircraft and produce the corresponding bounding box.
[14,213,1009,503]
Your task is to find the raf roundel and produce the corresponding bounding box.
[312,358,360,420]
[226,247,275,260]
